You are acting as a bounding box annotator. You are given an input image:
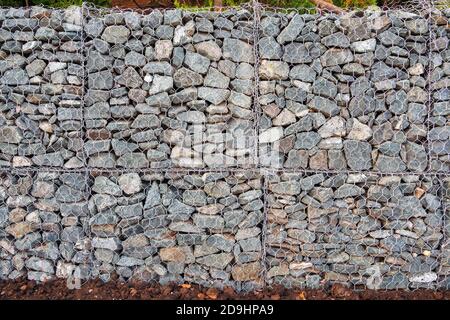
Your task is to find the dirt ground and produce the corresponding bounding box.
[0,278,449,300]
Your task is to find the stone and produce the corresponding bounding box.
[0,126,22,143]
[269,181,301,195]
[259,60,289,80]
[118,173,142,195]
[177,111,206,124]
[409,272,438,283]
[204,68,230,89]
[184,51,210,74]
[318,117,346,138]
[102,26,130,44]
[351,38,376,53]
[343,140,372,170]
[347,119,372,141]
[88,70,113,90]
[117,153,149,169]
[321,32,350,48]
[375,155,406,172]
[1,68,29,85]
[154,40,173,61]
[117,67,144,89]
[295,132,321,150]
[277,14,304,44]
[259,36,282,59]
[231,262,261,281]
[193,214,224,229]
[92,176,122,196]
[26,257,54,274]
[194,41,222,61]
[125,51,146,67]
[273,109,296,126]
[6,222,37,239]
[308,96,340,117]
[290,64,317,82]
[259,127,284,144]
[173,68,203,88]
[282,43,315,63]
[183,190,207,207]
[198,87,230,105]
[288,229,316,243]
[204,181,230,198]
[196,253,233,269]
[223,38,254,63]
[335,184,364,198]
[321,49,353,67]
[168,199,195,216]
[92,237,122,251]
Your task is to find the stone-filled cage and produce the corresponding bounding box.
[0,1,449,292]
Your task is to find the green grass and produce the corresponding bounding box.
[0,0,111,7]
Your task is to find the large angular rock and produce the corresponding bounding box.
[277,14,305,44]
[223,38,254,63]
[101,25,130,44]
[343,140,372,170]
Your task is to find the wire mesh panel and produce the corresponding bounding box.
[0,2,449,292]
[0,7,85,169]
[429,7,449,172]
[87,169,264,291]
[440,175,450,289]
[83,4,256,170]
[257,7,431,173]
[0,170,91,282]
[265,172,445,290]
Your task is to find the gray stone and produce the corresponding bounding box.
[193,214,224,229]
[102,25,130,44]
[173,68,203,88]
[183,190,207,207]
[26,257,54,274]
[259,36,282,59]
[198,87,230,105]
[92,176,122,196]
[196,253,233,269]
[374,155,407,172]
[88,70,113,90]
[118,173,142,195]
[277,14,305,44]
[343,140,372,170]
[1,68,29,85]
[321,32,350,48]
[295,132,321,150]
[0,126,22,143]
[223,38,254,63]
[184,51,210,74]
[308,96,340,117]
[204,68,230,89]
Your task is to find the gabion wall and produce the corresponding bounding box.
[0,3,449,291]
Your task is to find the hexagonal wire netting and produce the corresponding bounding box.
[0,0,448,292]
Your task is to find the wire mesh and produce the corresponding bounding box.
[0,1,449,291]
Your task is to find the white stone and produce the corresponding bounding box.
[409,272,438,283]
[347,119,372,140]
[259,127,284,144]
[350,39,376,53]
[118,173,142,195]
[318,116,346,138]
[155,40,173,61]
[273,109,296,126]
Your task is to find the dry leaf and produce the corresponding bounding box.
[180,283,191,289]
[296,291,307,300]
[206,287,218,299]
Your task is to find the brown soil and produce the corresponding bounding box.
[0,278,449,300]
